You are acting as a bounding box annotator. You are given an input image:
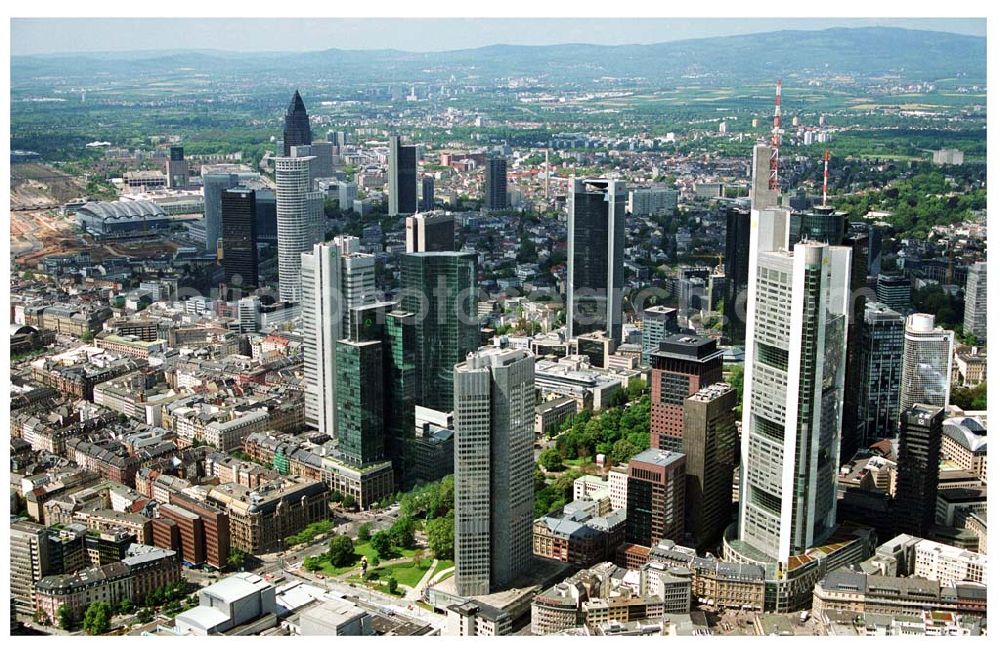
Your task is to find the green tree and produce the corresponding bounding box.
[227,548,246,570]
[303,555,322,572]
[328,534,356,568]
[425,515,455,560]
[82,601,112,635]
[538,447,564,472]
[389,516,416,549]
[118,598,134,615]
[386,576,399,594]
[342,494,358,511]
[56,604,75,630]
[357,522,373,542]
[136,608,153,624]
[81,330,94,343]
[371,531,393,559]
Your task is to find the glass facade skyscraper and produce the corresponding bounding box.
[399,251,479,412]
[220,187,258,289]
[389,135,417,216]
[567,177,625,345]
[484,155,508,211]
[858,302,905,444]
[283,90,312,156]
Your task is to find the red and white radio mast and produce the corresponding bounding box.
[768,79,782,192]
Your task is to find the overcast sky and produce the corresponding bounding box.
[10,17,986,56]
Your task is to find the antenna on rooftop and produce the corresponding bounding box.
[769,80,782,192]
[822,149,830,207]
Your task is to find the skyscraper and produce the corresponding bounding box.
[484,156,508,211]
[421,175,435,212]
[625,449,686,548]
[399,251,479,411]
[876,274,911,313]
[683,383,738,551]
[220,187,258,289]
[301,237,377,434]
[337,306,391,467]
[202,165,258,254]
[640,305,679,366]
[567,177,625,345]
[724,206,751,346]
[453,347,535,597]
[899,313,955,416]
[283,90,312,156]
[736,207,852,562]
[788,205,847,248]
[839,225,871,463]
[10,520,50,615]
[276,156,317,302]
[388,136,417,216]
[405,212,454,253]
[649,334,724,452]
[963,261,987,343]
[894,404,945,537]
[858,302,905,444]
[166,145,188,189]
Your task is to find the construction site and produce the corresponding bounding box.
[10,163,182,267]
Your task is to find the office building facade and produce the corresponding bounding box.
[405,211,454,253]
[454,347,535,597]
[221,187,258,289]
[899,314,954,416]
[876,274,911,313]
[649,335,724,452]
[894,405,945,537]
[421,175,435,212]
[640,306,678,367]
[484,156,508,211]
[388,136,417,216]
[858,302,905,444]
[567,178,625,345]
[736,208,852,562]
[625,449,686,548]
[301,237,377,434]
[683,383,739,551]
[276,156,318,302]
[963,261,987,343]
[399,251,479,411]
[724,206,751,346]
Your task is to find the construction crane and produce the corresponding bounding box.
[768,80,782,192]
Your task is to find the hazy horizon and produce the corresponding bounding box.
[11,17,986,56]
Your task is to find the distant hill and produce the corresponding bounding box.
[11,27,986,85]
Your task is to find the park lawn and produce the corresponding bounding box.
[312,541,418,576]
[563,456,593,467]
[433,559,454,573]
[349,558,435,588]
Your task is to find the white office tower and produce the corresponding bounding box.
[750,143,779,211]
[237,296,261,334]
[453,347,535,597]
[276,156,318,302]
[736,207,852,563]
[963,261,987,343]
[301,236,377,434]
[899,313,955,416]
